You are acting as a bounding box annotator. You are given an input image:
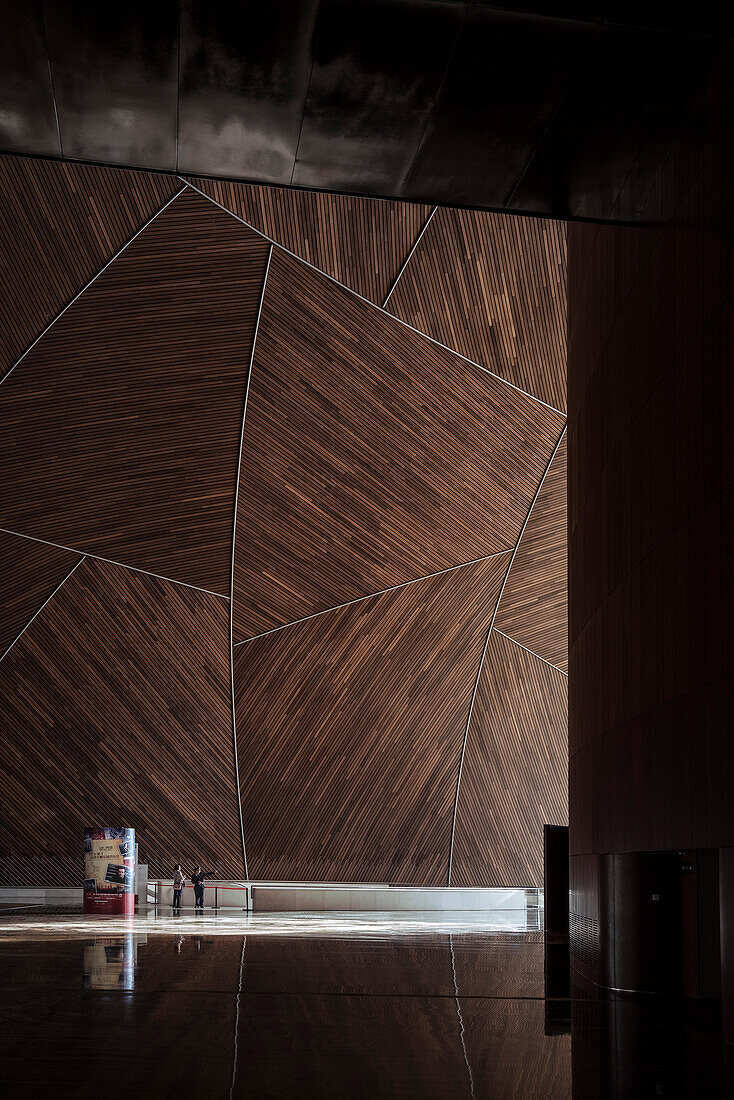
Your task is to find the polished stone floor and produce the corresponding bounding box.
[0,906,731,1098]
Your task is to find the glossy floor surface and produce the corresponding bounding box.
[0,906,731,1098]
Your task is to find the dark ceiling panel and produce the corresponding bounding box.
[187,174,432,304]
[508,24,724,219]
[0,557,242,887]
[403,7,596,208]
[451,629,568,887]
[234,555,508,885]
[0,1,727,220]
[233,248,565,640]
[0,1,59,156]
[178,0,320,182]
[0,189,270,594]
[292,0,465,194]
[0,154,179,377]
[42,0,178,169]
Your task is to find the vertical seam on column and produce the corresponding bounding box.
[230,245,273,881]
[382,206,437,308]
[447,424,567,884]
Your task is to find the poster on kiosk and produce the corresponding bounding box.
[83,828,135,915]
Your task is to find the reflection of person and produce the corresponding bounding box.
[190,866,211,910]
[172,864,185,910]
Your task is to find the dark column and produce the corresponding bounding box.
[567,42,733,1018]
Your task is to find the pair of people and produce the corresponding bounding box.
[172,864,212,910]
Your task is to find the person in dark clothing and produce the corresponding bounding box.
[172,864,185,910]
[191,866,211,909]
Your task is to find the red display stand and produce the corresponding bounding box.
[83,828,135,915]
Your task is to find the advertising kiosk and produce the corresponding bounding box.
[83,828,135,915]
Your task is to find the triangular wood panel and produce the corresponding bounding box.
[387,207,567,412]
[0,529,81,658]
[233,248,564,640]
[234,556,508,885]
[0,557,242,887]
[451,631,568,888]
[494,433,568,671]
[0,154,180,377]
[187,175,432,304]
[0,188,270,594]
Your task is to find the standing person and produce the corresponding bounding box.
[191,865,211,910]
[172,864,185,910]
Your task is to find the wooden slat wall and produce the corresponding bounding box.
[0,187,270,595]
[0,154,179,376]
[234,556,509,885]
[0,557,243,887]
[187,176,432,304]
[0,152,570,890]
[451,631,568,888]
[494,433,568,671]
[0,529,80,656]
[386,207,567,412]
[234,248,564,640]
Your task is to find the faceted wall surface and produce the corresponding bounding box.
[0,153,567,886]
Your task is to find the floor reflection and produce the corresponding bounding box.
[0,906,568,1098]
[0,908,731,1097]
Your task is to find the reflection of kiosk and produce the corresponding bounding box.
[83,828,135,915]
[83,934,136,989]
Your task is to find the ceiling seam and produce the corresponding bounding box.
[399,1,472,195]
[39,0,63,158]
[0,185,186,388]
[0,526,229,600]
[175,0,181,173]
[503,27,602,210]
[230,244,273,882]
[232,548,514,648]
[179,176,566,418]
[447,423,567,885]
[288,1,325,188]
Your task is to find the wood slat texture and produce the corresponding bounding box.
[494,433,568,671]
[233,248,564,640]
[187,176,432,304]
[0,529,80,657]
[234,556,509,885]
[387,207,567,412]
[0,187,271,595]
[451,630,568,888]
[0,556,242,888]
[0,154,180,377]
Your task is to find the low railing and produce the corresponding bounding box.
[149,880,251,910]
